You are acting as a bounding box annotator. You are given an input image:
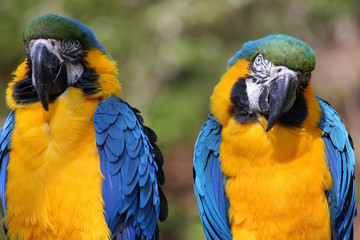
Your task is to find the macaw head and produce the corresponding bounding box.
[7,14,120,111]
[211,34,317,131]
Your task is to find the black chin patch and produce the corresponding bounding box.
[12,74,64,105]
[278,92,308,127]
[12,73,41,105]
[230,78,256,123]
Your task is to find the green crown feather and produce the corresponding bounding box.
[228,34,316,73]
[23,13,104,52]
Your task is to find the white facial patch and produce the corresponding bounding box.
[29,39,63,63]
[246,79,264,111]
[65,63,84,84]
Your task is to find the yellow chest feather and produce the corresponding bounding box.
[5,89,109,239]
[220,118,333,240]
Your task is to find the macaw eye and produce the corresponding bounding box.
[60,39,84,63]
[61,39,82,51]
[254,54,263,65]
[74,40,81,48]
[50,39,57,47]
[252,54,272,73]
[253,54,266,71]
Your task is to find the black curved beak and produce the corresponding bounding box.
[266,74,297,131]
[32,43,67,111]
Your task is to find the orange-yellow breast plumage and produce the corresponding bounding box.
[6,89,108,239]
[4,49,121,239]
[211,59,333,239]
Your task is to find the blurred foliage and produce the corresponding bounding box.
[0,0,360,239]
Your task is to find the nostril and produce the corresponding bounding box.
[276,68,282,73]
[50,40,56,46]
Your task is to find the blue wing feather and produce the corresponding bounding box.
[317,98,356,240]
[95,97,166,240]
[0,111,15,220]
[193,114,232,240]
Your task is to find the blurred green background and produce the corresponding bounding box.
[0,0,359,239]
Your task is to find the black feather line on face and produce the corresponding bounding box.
[230,78,257,123]
[61,39,86,64]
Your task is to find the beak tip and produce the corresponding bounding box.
[265,125,272,132]
[265,115,277,132]
[40,99,49,111]
[42,104,49,111]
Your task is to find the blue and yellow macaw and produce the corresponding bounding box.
[193,34,356,240]
[0,14,167,239]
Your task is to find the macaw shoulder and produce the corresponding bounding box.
[317,98,351,149]
[94,96,143,144]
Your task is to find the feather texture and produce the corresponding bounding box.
[194,101,356,240]
[0,111,15,219]
[197,34,355,240]
[317,98,356,240]
[95,97,166,240]
[193,114,231,240]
